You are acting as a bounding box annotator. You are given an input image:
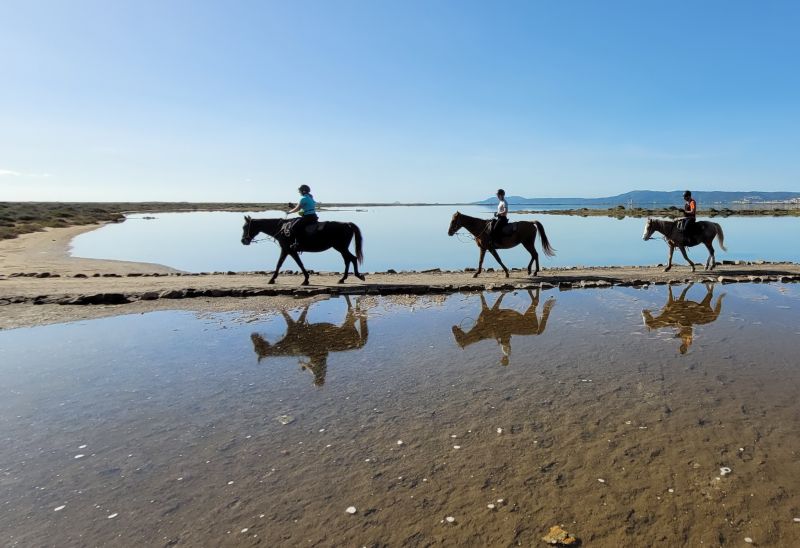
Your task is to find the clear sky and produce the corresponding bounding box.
[1,0,798,202]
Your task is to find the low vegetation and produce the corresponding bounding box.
[514,205,800,219]
[0,202,287,240]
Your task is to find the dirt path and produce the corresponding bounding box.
[2,224,799,329]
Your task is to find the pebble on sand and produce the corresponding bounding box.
[597,478,606,483]
[397,440,404,446]
[74,454,85,459]
[346,506,357,514]
[496,428,503,434]
[744,537,753,544]
[720,467,732,476]
[445,516,455,523]
[54,505,66,512]
[794,517,800,523]
[487,503,496,510]
[107,513,118,519]
[453,445,461,450]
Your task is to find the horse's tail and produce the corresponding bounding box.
[533,221,556,257]
[714,222,727,251]
[350,223,364,265]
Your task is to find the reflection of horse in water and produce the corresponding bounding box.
[452,289,555,365]
[642,283,725,354]
[250,296,368,386]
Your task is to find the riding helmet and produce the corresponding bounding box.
[299,184,311,194]
[683,190,692,199]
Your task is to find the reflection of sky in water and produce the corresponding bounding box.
[2,284,800,544]
[71,205,800,272]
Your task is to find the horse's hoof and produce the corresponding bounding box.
[472,273,479,278]
[268,279,276,285]
[663,267,671,272]
[357,274,366,281]
[504,273,510,278]
[301,280,310,286]
[337,279,345,284]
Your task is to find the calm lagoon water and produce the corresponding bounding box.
[2,284,800,545]
[70,206,800,272]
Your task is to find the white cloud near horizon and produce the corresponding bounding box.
[0,169,52,178]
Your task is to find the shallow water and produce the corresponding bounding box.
[70,205,800,272]
[2,284,800,545]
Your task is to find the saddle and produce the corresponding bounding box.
[487,221,518,236]
[281,219,327,238]
[675,219,700,246]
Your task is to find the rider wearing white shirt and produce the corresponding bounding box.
[490,188,508,247]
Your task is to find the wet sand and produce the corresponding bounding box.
[2,287,800,546]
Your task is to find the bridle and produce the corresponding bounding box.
[243,217,281,245]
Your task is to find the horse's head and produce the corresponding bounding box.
[241,215,254,245]
[642,218,656,241]
[448,211,462,236]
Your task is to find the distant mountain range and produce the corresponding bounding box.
[475,190,800,205]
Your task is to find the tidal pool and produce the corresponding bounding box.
[70,205,800,272]
[2,284,800,546]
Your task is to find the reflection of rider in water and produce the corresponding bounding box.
[287,184,318,250]
[641,283,725,354]
[452,289,554,366]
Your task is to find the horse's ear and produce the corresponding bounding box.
[244,215,251,221]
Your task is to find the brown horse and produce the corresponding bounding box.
[447,211,555,277]
[452,289,555,366]
[642,283,725,354]
[642,218,727,272]
[250,296,368,386]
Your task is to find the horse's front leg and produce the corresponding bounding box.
[487,248,510,278]
[664,245,675,272]
[474,247,487,278]
[269,249,289,284]
[678,246,695,271]
[289,250,311,285]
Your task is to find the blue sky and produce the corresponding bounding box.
[1,0,798,202]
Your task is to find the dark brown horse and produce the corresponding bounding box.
[447,212,555,277]
[241,215,364,285]
[642,218,727,272]
[452,289,555,366]
[250,296,368,386]
[642,283,725,354]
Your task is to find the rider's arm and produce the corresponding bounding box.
[287,203,302,214]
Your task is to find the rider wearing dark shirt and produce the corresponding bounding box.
[681,190,697,233]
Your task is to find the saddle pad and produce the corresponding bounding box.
[501,223,517,235]
[305,222,326,234]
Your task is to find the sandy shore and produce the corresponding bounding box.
[2,224,800,329]
[0,224,178,275]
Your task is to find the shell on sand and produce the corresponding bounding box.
[541,525,578,545]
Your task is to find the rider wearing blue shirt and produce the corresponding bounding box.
[287,185,319,250]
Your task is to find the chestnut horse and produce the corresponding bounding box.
[643,218,726,272]
[447,211,555,277]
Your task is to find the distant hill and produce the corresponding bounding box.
[476,190,800,205]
